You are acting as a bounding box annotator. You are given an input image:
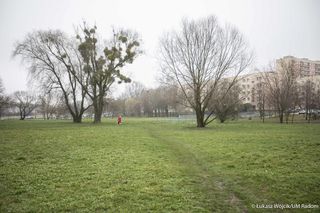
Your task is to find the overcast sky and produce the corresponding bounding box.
[0,0,319,95]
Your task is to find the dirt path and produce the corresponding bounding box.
[145,125,248,212]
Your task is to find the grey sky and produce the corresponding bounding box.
[0,0,319,95]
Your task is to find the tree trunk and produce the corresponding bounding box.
[20,109,25,120]
[73,115,82,123]
[94,109,102,123]
[279,111,284,123]
[165,106,169,117]
[305,108,308,120]
[93,96,103,123]
[291,113,295,123]
[285,112,289,124]
[195,108,205,127]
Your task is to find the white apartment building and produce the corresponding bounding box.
[238,72,264,109]
[297,75,320,102]
[277,56,320,77]
[239,56,320,109]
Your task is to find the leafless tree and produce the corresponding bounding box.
[0,77,10,118]
[121,82,145,116]
[140,86,180,117]
[255,73,268,122]
[106,98,126,116]
[13,30,90,123]
[154,86,180,117]
[298,77,319,122]
[12,91,38,120]
[262,60,298,123]
[38,89,63,120]
[159,16,252,127]
[108,83,182,118]
[0,77,4,96]
[140,90,153,117]
[162,85,180,116]
[208,80,241,123]
[124,98,142,116]
[124,81,146,99]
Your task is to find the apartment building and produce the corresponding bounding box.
[297,75,320,103]
[240,56,320,109]
[277,56,320,77]
[239,72,264,109]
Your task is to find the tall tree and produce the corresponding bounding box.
[13,91,37,120]
[76,25,141,123]
[159,16,252,127]
[256,73,268,122]
[13,30,90,123]
[299,78,318,122]
[262,60,298,123]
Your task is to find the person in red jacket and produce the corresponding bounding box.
[117,115,122,125]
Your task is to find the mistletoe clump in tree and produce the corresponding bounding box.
[77,25,141,123]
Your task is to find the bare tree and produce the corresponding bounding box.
[299,77,319,122]
[0,78,10,118]
[209,80,241,123]
[121,82,145,116]
[151,86,180,117]
[38,89,62,120]
[124,81,145,99]
[159,16,252,127]
[140,90,153,117]
[256,74,267,122]
[124,98,142,116]
[12,91,37,120]
[106,98,126,116]
[121,84,180,117]
[0,77,4,96]
[162,85,180,117]
[262,60,298,123]
[13,30,90,123]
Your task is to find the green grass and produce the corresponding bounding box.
[0,118,319,212]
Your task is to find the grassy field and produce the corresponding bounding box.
[0,118,319,212]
